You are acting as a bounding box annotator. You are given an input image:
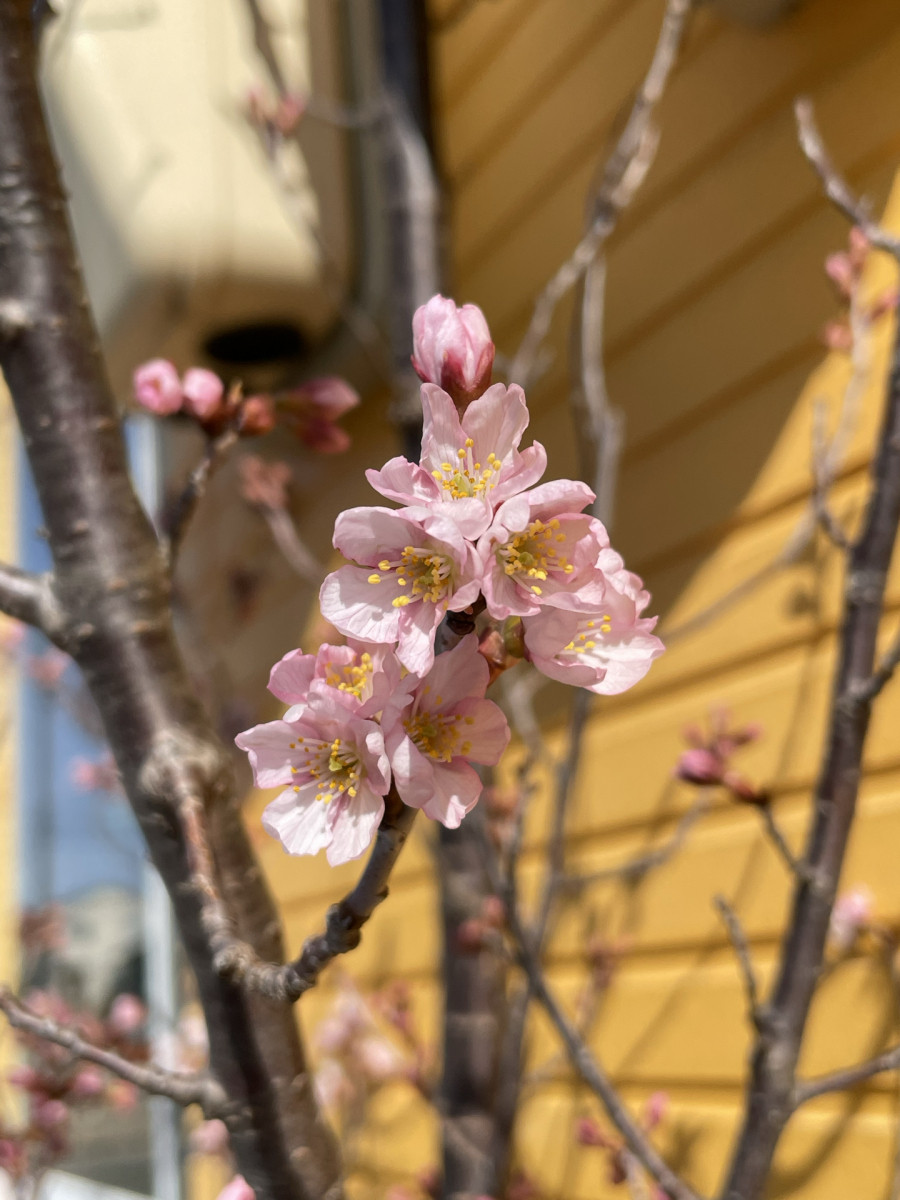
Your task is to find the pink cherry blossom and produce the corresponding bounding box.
[182,368,225,420]
[108,993,145,1035]
[477,479,610,618]
[268,640,400,720]
[281,377,359,453]
[215,1176,255,1200]
[320,506,481,675]
[236,690,391,865]
[314,1058,354,1111]
[357,1033,407,1082]
[411,295,495,409]
[828,885,874,952]
[380,636,509,827]
[367,383,546,540]
[133,359,183,415]
[523,553,664,694]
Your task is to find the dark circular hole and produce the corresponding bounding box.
[204,321,307,366]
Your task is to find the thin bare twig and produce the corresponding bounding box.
[509,0,692,389]
[795,99,900,261]
[562,792,709,890]
[163,429,238,563]
[793,1042,900,1107]
[758,805,806,880]
[714,895,762,1027]
[259,504,325,585]
[181,787,416,1002]
[0,987,224,1113]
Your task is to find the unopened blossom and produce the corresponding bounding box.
[182,368,225,421]
[71,1066,106,1099]
[675,709,764,802]
[523,550,664,694]
[236,690,390,865]
[643,1091,669,1131]
[238,393,277,436]
[829,885,874,952]
[381,636,510,827]
[107,1080,139,1111]
[108,993,145,1035]
[282,377,360,453]
[478,479,610,618]
[320,506,481,675]
[133,359,183,415]
[268,640,400,720]
[70,753,120,795]
[367,383,546,540]
[33,1098,69,1130]
[411,295,495,409]
[215,1176,255,1200]
[190,1119,230,1157]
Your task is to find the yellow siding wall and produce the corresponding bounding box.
[246,1,900,1196]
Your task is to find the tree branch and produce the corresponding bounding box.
[0,987,225,1113]
[0,564,62,639]
[793,1043,900,1107]
[714,896,762,1027]
[181,786,416,1002]
[163,428,238,563]
[795,99,900,261]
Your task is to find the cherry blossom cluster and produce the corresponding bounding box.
[132,360,359,452]
[237,296,663,866]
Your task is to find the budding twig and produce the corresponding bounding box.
[793,1042,900,1107]
[163,428,239,564]
[795,99,900,261]
[0,987,225,1114]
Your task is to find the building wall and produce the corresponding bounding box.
[245,0,900,1195]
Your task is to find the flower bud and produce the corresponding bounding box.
[412,295,494,410]
[674,747,723,786]
[133,359,183,415]
[71,1066,106,1099]
[182,368,225,421]
[215,1176,255,1200]
[829,886,874,952]
[109,993,146,1035]
[239,394,277,437]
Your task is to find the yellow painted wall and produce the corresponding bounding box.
[244,1,900,1196]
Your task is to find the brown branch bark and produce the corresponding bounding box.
[0,988,224,1113]
[0,10,341,1198]
[164,428,239,562]
[719,144,900,1200]
[0,564,62,639]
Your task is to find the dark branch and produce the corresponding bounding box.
[0,564,62,638]
[793,1043,900,1107]
[181,786,416,1002]
[0,987,224,1113]
[795,99,900,260]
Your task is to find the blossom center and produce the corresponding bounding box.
[290,735,362,802]
[324,652,373,700]
[560,615,613,658]
[368,545,455,608]
[431,437,498,500]
[497,518,574,595]
[404,709,474,762]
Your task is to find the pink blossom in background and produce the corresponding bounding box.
[189,1118,230,1157]
[28,647,69,690]
[829,885,874,952]
[215,1176,255,1200]
[133,359,183,415]
[367,382,546,539]
[106,1080,139,1111]
[181,368,225,421]
[281,377,359,453]
[523,552,664,694]
[70,753,121,794]
[357,1033,407,1083]
[71,1066,106,1099]
[411,295,495,409]
[643,1091,669,1131]
[478,479,610,618]
[675,708,764,803]
[381,636,509,827]
[238,394,277,436]
[314,984,374,1055]
[268,640,401,721]
[320,505,481,675]
[0,619,25,654]
[32,1098,69,1130]
[236,689,390,865]
[274,92,306,135]
[313,1058,354,1112]
[238,456,292,510]
[108,993,145,1035]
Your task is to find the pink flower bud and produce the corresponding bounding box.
[108,993,145,1035]
[823,320,853,353]
[133,359,183,415]
[480,895,505,929]
[239,394,277,437]
[8,1065,40,1091]
[411,295,495,410]
[824,252,855,296]
[455,918,487,954]
[286,377,359,421]
[829,885,874,952]
[182,368,225,421]
[33,1098,69,1130]
[106,1079,139,1110]
[643,1090,669,1131]
[674,747,723,786]
[215,1176,255,1200]
[357,1034,405,1082]
[190,1118,230,1157]
[71,1065,106,1099]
